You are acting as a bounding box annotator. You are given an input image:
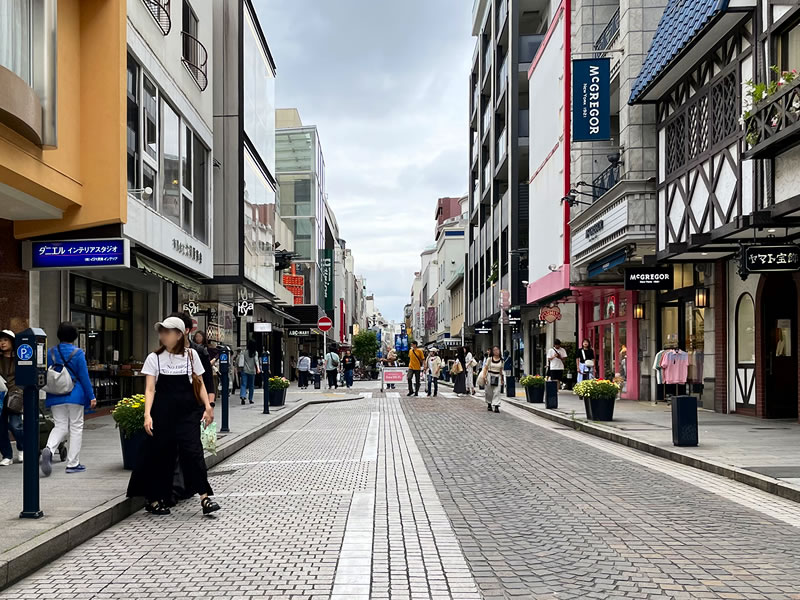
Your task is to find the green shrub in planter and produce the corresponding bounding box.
[269,376,290,390]
[112,394,146,439]
[520,375,546,388]
[573,379,619,421]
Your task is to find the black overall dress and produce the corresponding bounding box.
[127,352,213,502]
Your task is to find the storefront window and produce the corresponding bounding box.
[661,306,679,348]
[618,322,627,391]
[71,277,133,365]
[686,301,705,383]
[736,294,755,364]
[0,0,32,84]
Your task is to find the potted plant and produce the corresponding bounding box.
[520,375,545,403]
[573,379,620,421]
[112,394,147,470]
[268,376,290,406]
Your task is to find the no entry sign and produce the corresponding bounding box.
[318,316,333,331]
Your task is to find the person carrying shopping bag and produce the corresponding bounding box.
[127,316,219,516]
[576,339,595,382]
[0,330,23,466]
[479,346,505,413]
[41,323,97,475]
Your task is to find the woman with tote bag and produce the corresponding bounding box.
[480,346,505,413]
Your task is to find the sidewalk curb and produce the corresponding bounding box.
[505,397,800,505]
[0,394,363,591]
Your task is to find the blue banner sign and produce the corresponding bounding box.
[572,58,610,142]
[394,333,409,352]
[26,239,130,270]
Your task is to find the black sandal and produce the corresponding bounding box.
[201,497,220,515]
[145,500,171,515]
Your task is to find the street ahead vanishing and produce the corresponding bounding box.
[3,383,800,600]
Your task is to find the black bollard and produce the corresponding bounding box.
[219,346,230,433]
[262,353,270,414]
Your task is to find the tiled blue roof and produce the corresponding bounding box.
[629,0,729,103]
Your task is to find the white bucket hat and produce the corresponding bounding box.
[0,330,15,340]
[154,316,187,332]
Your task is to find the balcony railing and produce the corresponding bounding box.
[519,109,529,137]
[484,44,493,75]
[497,0,508,32]
[483,161,492,191]
[472,133,479,162]
[496,128,507,165]
[519,35,544,65]
[483,104,492,137]
[497,53,508,95]
[181,32,208,91]
[594,8,620,54]
[142,0,171,35]
[473,85,480,114]
[743,76,800,159]
[591,163,621,198]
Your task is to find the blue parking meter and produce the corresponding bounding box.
[15,328,47,519]
[218,347,230,432]
[261,352,270,415]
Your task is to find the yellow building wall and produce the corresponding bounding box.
[0,0,127,239]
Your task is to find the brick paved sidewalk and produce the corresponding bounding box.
[439,380,800,490]
[1,389,482,600]
[0,387,363,589]
[403,395,800,599]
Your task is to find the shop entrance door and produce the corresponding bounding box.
[763,274,798,419]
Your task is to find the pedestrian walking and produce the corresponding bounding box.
[41,322,97,475]
[546,339,568,384]
[184,319,214,404]
[452,347,468,396]
[325,349,340,389]
[290,356,297,381]
[240,340,260,404]
[342,350,356,389]
[0,330,23,466]
[480,345,504,413]
[465,346,478,395]
[230,348,241,393]
[406,341,425,397]
[127,316,219,516]
[425,347,442,397]
[576,338,595,382]
[297,352,311,389]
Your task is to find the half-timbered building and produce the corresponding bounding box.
[632,0,800,422]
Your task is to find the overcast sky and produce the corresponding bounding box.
[256,0,473,323]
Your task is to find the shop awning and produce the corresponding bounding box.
[588,249,628,278]
[136,254,201,295]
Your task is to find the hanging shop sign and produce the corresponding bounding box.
[744,245,800,273]
[321,248,334,313]
[394,333,409,352]
[538,306,562,323]
[572,58,611,142]
[253,322,272,333]
[624,267,673,290]
[236,299,254,317]
[288,328,313,337]
[475,327,492,335]
[24,239,130,270]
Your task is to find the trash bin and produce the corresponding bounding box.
[313,372,321,390]
[545,380,558,409]
[672,395,698,446]
[505,373,515,398]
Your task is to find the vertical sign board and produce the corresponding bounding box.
[320,248,334,314]
[572,58,611,142]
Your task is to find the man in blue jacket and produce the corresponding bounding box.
[41,322,96,476]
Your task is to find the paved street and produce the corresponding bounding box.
[3,384,800,599]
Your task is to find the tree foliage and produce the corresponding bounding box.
[352,330,380,364]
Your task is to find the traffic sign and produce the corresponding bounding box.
[318,316,333,331]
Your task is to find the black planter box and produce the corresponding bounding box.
[672,395,698,446]
[120,430,146,471]
[525,386,544,403]
[588,396,616,421]
[269,388,287,407]
[545,381,558,409]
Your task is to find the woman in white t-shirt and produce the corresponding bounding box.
[127,316,220,516]
[546,339,568,383]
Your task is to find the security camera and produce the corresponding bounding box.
[143,186,153,196]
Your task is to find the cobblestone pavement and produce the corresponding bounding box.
[403,391,800,599]
[1,389,480,600]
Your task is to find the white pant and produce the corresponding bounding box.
[484,381,502,407]
[47,404,84,468]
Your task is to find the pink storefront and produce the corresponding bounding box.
[576,289,641,400]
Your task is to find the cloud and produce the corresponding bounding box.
[255,0,472,321]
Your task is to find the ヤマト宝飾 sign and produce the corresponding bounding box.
[572,58,610,142]
[624,267,674,290]
[744,245,800,273]
[25,239,130,270]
